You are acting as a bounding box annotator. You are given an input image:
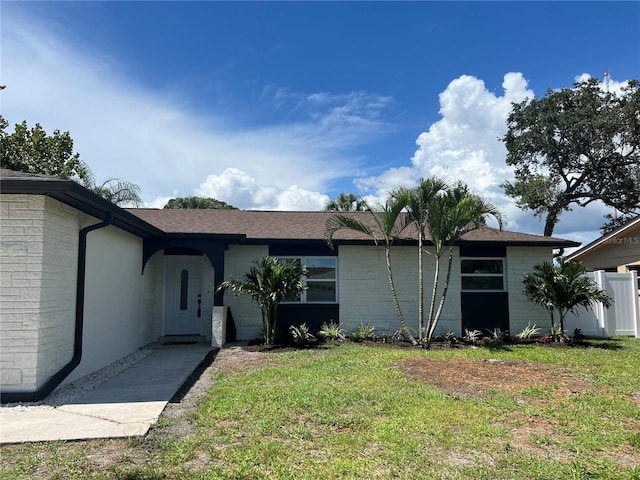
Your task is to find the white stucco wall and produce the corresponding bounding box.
[1,195,79,393]
[506,246,554,335]
[144,252,165,341]
[63,223,150,384]
[222,245,269,340]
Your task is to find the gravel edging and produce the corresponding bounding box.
[0,348,153,411]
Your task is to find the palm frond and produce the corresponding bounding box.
[325,214,376,247]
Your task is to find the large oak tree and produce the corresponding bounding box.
[502,78,640,236]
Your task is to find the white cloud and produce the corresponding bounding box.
[352,72,619,243]
[195,168,329,210]
[355,73,541,230]
[1,6,390,210]
[411,73,533,195]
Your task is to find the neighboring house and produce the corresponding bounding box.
[565,215,640,276]
[0,169,578,402]
[565,215,640,337]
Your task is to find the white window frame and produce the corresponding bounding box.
[278,256,338,304]
[460,257,507,292]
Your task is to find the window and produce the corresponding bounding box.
[180,269,189,310]
[280,257,337,303]
[461,258,505,291]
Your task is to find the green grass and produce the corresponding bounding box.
[2,337,640,479]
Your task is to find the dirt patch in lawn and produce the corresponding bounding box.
[396,357,592,400]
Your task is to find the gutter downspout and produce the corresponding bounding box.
[1,214,112,403]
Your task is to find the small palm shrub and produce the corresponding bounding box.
[318,320,346,342]
[348,322,376,342]
[522,259,613,338]
[289,323,316,345]
[549,323,565,342]
[433,330,457,342]
[463,328,482,344]
[486,327,509,342]
[516,322,540,340]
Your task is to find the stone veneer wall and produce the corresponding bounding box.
[0,194,80,393]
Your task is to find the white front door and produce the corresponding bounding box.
[165,256,203,335]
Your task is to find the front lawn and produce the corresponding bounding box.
[2,337,639,479]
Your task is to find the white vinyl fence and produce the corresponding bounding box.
[565,270,640,338]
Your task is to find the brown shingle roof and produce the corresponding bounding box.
[0,168,69,182]
[127,208,579,247]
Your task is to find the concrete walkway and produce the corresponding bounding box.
[0,345,213,444]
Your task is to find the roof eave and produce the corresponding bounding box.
[1,177,163,239]
[566,215,640,260]
[456,239,580,248]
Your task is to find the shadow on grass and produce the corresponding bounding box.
[481,342,515,352]
[169,348,220,404]
[244,342,336,353]
[581,337,626,350]
[475,337,628,351]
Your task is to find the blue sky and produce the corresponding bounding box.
[2,1,639,245]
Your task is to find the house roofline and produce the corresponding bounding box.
[329,238,579,248]
[1,172,583,249]
[455,239,579,248]
[1,174,164,239]
[566,215,640,261]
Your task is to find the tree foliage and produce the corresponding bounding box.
[0,116,88,180]
[1,117,143,206]
[523,259,613,338]
[600,212,638,235]
[325,195,418,345]
[216,257,307,345]
[421,181,503,345]
[82,172,143,207]
[392,178,448,341]
[324,193,368,212]
[502,78,640,236]
[163,196,238,210]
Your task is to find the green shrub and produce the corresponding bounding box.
[463,328,482,344]
[486,326,509,342]
[516,322,540,339]
[348,322,376,342]
[433,330,458,343]
[318,320,346,342]
[289,323,316,345]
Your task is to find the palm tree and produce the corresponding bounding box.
[325,194,418,345]
[424,182,503,345]
[324,193,368,212]
[82,170,142,207]
[523,259,613,338]
[393,178,448,341]
[92,178,143,206]
[217,257,307,345]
